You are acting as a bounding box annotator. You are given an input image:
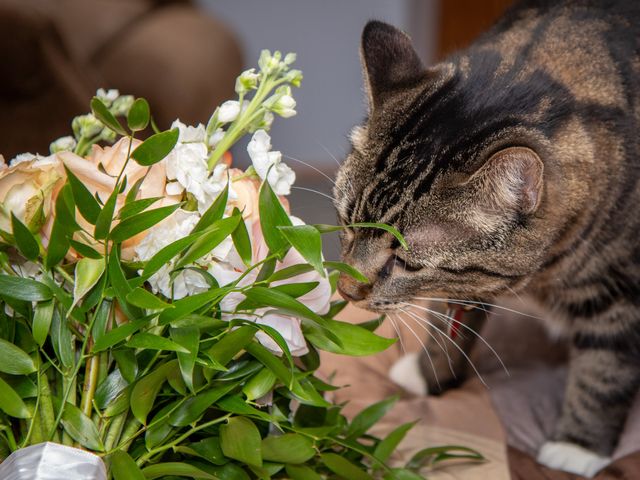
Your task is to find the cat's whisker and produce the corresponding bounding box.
[397,306,457,379]
[316,141,342,168]
[386,313,407,355]
[414,296,542,320]
[397,304,488,387]
[290,186,336,203]
[284,155,349,197]
[402,302,509,376]
[390,311,442,391]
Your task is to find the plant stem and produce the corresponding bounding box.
[118,417,141,453]
[21,358,43,448]
[104,412,127,451]
[80,353,100,417]
[136,414,231,467]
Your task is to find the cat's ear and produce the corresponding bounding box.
[469,147,544,214]
[360,21,424,109]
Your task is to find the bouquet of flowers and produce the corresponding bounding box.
[0,51,480,479]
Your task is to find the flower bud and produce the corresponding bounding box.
[49,136,77,154]
[284,52,297,65]
[96,88,119,105]
[235,68,259,94]
[72,114,103,140]
[208,128,225,147]
[218,100,241,123]
[110,95,135,116]
[272,94,296,118]
[285,69,303,87]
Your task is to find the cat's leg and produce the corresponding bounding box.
[537,344,640,477]
[390,307,487,395]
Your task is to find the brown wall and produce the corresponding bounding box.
[437,0,513,58]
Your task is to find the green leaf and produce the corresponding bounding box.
[118,196,162,220]
[50,305,74,368]
[324,261,369,284]
[127,98,150,131]
[110,204,181,244]
[131,128,179,166]
[168,383,236,427]
[141,231,202,278]
[285,465,322,480]
[142,463,217,479]
[383,469,425,480]
[158,287,230,325]
[72,257,105,310]
[278,225,324,276]
[0,376,30,418]
[245,342,293,391]
[94,188,118,240]
[69,239,102,259]
[176,216,241,269]
[126,332,189,353]
[193,184,228,233]
[231,208,252,267]
[220,417,262,467]
[171,327,199,392]
[406,445,484,469]
[91,97,127,135]
[107,247,142,320]
[267,264,314,282]
[259,180,292,256]
[207,326,256,367]
[64,165,101,224]
[60,401,105,451]
[306,318,395,356]
[261,434,315,464]
[32,300,55,346]
[350,222,408,250]
[126,288,173,310]
[374,422,418,467]
[0,275,52,302]
[0,338,36,374]
[45,220,70,269]
[272,282,319,298]
[92,318,147,353]
[125,177,145,204]
[113,348,138,383]
[95,369,128,409]
[11,214,39,260]
[321,453,373,480]
[347,395,399,439]
[242,368,277,401]
[110,450,146,480]
[187,437,227,465]
[243,287,327,329]
[131,360,178,424]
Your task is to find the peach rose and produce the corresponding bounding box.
[59,137,181,260]
[0,156,63,243]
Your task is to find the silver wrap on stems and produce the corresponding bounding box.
[0,442,107,480]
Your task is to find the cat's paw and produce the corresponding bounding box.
[537,441,611,478]
[389,352,427,395]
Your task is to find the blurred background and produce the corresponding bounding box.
[0,0,511,259]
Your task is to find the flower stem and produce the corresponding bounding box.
[80,353,100,417]
[103,412,127,451]
[136,414,231,467]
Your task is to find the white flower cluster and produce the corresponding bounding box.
[165,120,236,214]
[247,130,295,195]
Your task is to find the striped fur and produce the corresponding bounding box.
[335,1,640,459]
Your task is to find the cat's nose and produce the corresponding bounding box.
[337,274,372,302]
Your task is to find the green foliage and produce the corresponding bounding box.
[0,63,481,480]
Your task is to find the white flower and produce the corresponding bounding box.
[50,136,77,154]
[10,153,37,165]
[111,95,134,116]
[165,181,184,196]
[273,94,296,118]
[256,314,308,356]
[72,113,103,139]
[135,209,211,299]
[198,163,237,214]
[247,130,295,195]
[171,119,206,144]
[235,68,259,94]
[218,101,241,123]
[96,88,119,104]
[266,162,295,195]
[165,142,209,201]
[208,128,225,148]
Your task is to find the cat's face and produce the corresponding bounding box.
[334,21,547,312]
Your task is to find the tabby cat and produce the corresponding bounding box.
[333,1,640,477]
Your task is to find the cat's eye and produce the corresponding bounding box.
[394,255,423,272]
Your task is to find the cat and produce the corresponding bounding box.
[333,1,640,477]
